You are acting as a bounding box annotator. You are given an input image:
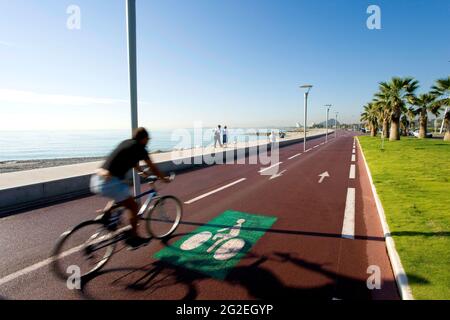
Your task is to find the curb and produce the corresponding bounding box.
[356,137,414,300]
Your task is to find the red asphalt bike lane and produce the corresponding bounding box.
[0,134,331,278]
[0,132,399,300]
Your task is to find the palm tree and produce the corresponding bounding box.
[361,102,379,137]
[431,76,450,141]
[372,96,391,138]
[408,93,439,138]
[400,114,410,136]
[377,77,419,141]
[406,107,416,133]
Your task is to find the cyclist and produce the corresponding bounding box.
[90,127,170,250]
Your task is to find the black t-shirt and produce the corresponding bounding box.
[101,139,150,179]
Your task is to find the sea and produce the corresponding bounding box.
[0,128,287,161]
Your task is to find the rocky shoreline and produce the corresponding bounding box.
[0,157,106,174]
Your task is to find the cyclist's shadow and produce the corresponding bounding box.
[78,253,207,300]
[77,248,374,300]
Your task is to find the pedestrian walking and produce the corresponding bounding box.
[270,130,277,145]
[223,126,229,148]
[214,125,223,148]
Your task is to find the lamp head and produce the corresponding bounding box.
[300,84,313,93]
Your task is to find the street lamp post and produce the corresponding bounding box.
[126,0,141,198]
[335,112,339,139]
[300,85,313,152]
[324,104,332,143]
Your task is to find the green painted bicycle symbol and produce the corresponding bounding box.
[180,219,246,261]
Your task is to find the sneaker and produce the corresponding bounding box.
[125,236,150,250]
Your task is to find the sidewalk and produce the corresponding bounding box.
[0,130,329,215]
[0,130,327,190]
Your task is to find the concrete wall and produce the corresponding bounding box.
[0,133,327,216]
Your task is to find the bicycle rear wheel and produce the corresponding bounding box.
[145,196,183,239]
[50,220,116,281]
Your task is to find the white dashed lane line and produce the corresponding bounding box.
[184,178,247,205]
[342,141,357,239]
[349,164,356,179]
[258,162,283,174]
[288,153,302,160]
[342,188,356,239]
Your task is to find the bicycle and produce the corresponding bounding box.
[50,174,183,281]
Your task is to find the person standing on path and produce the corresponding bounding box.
[270,130,277,145]
[223,126,229,148]
[214,125,223,148]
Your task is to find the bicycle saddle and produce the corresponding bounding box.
[146,175,158,183]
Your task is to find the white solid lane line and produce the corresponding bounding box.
[0,257,54,287]
[349,164,356,179]
[342,188,356,239]
[258,162,282,174]
[0,225,133,287]
[288,153,302,160]
[184,178,247,204]
[351,154,356,162]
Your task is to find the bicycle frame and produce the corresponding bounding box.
[97,179,173,244]
[135,186,162,218]
[86,189,156,252]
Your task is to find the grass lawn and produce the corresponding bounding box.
[358,136,450,300]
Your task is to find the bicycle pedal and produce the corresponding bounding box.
[125,239,150,251]
[106,223,118,231]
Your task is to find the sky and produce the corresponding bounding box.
[0,0,449,131]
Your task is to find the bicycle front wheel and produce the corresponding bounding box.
[146,196,183,239]
[50,220,116,281]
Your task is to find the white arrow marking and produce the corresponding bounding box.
[318,171,330,183]
[270,169,287,180]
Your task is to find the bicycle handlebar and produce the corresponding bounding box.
[142,172,176,183]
